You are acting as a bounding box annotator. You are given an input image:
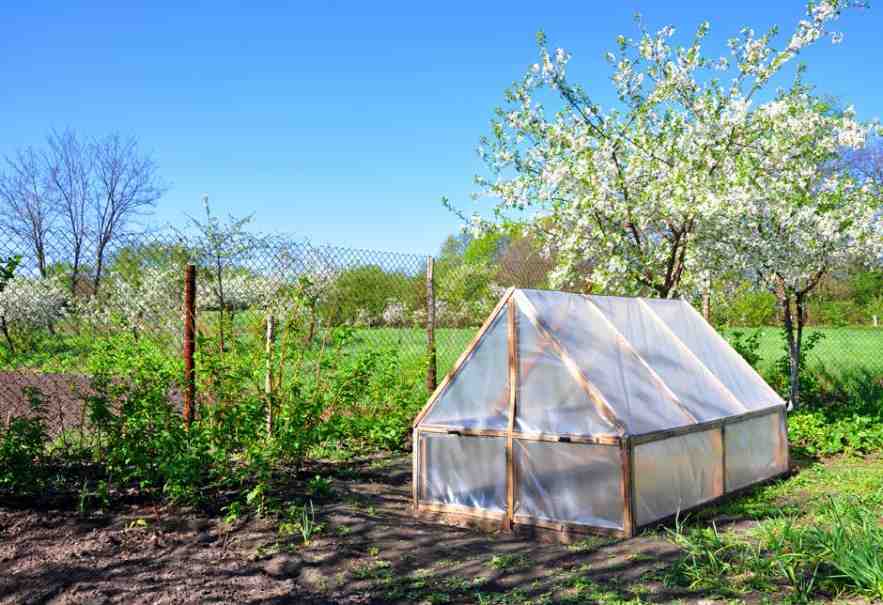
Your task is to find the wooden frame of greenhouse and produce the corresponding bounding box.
[412,288,790,540]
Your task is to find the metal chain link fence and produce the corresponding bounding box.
[0,227,880,435]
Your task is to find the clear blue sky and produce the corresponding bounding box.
[2,2,880,255]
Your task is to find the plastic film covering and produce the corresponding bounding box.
[514,440,624,529]
[642,298,785,411]
[725,411,788,492]
[422,307,509,430]
[517,290,691,435]
[589,295,745,423]
[515,305,617,436]
[634,429,723,526]
[420,434,507,511]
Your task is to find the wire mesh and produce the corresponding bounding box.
[0,226,880,436]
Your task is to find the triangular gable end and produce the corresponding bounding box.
[414,288,514,430]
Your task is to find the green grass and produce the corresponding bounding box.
[723,326,883,377]
[354,325,883,379]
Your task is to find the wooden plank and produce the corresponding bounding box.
[411,429,419,508]
[416,501,506,520]
[505,298,518,531]
[620,438,634,537]
[416,425,621,445]
[419,433,427,502]
[512,514,626,538]
[412,287,515,428]
[580,295,697,426]
[515,291,626,435]
[416,425,508,438]
[631,406,785,446]
[721,423,727,496]
[637,299,748,413]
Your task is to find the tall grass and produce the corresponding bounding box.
[665,496,883,601]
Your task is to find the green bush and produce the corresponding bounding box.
[0,390,48,494]
[786,368,883,456]
[808,299,864,327]
[318,345,427,450]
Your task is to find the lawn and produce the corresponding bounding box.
[356,325,883,379]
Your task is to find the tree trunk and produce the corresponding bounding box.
[1,316,16,355]
[780,292,800,409]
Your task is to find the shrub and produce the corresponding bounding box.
[725,329,763,369]
[786,368,883,456]
[0,388,49,494]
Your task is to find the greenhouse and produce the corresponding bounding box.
[412,288,790,539]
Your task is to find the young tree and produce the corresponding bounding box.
[473,1,856,298]
[0,148,55,277]
[91,133,165,292]
[184,196,255,353]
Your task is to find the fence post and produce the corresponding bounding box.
[265,313,275,436]
[183,264,197,428]
[426,256,437,393]
[702,273,711,322]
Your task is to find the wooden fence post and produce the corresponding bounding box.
[265,313,275,436]
[426,256,437,392]
[182,264,197,428]
[702,273,711,322]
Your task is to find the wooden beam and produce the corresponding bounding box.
[620,438,635,537]
[505,297,518,531]
[630,405,785,446]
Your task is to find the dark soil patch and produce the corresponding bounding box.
[0,453,802,604]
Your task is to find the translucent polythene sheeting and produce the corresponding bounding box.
[517,290,692,435]
[420,434,507,511]
[422,307,509,430]
[515,305,618,436]
[588,295,746,423]
[514,440,624,529]
[642,298,785,411]
[725,411,789,492]
[634,429,724,526]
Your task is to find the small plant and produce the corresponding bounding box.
[488,553,528,571]
[307,474,333,499]
[278,501,324,547]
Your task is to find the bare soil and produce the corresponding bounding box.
[0,453,787,605]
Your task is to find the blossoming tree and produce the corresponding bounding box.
[705,92,882,407]
[475,1,860,298]
[474,1,879,406]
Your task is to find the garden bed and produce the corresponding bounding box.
[2,451,881,604]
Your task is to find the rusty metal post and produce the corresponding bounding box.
[183,264,197,428]
[426,256,437,392]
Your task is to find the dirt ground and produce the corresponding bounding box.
[0,453,778,605]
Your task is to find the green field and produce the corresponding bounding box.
[355,326,883,379]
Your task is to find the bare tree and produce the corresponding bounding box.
[91,133,164,292]
[0,148,55,277]
[45,129,92,293]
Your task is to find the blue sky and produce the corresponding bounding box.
[2,2,881,255]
